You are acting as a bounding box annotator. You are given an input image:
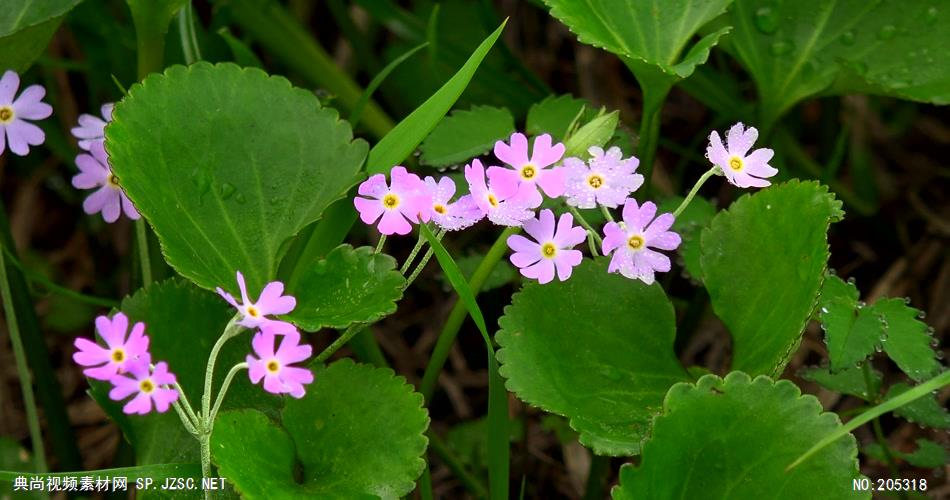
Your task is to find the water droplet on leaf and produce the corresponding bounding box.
[219,183,236,200]
[926,6,938,24]
[877,25,897,40]
[235,193,247,204]
[770,39,795,55]
[840,31,856,45]
[754,6,780,34]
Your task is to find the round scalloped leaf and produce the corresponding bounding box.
[612,372,867,499]
[701,180,842,377]
[105,62,368,294]
[285,245,406,331]
[87,279,280,472]
[496,258,689,456]
[212,359,429,498]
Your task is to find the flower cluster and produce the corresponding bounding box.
[0,70,52,157]
[73,313,180,415]
[354,124,777,285]
[217,272,313,398]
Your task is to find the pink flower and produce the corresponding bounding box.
[72,141,140,223]
[354,166,432,236]
[706,122,778,188]
[216,271,297,332]
[423,176,483,231]
[0,70,53,157]
[247,328,313,398]
[108,354,179,415]
[564,146,643,209]
[488,132,566,207]
[71,102,114,151]
[465,159,534,226]
[73,313,151,381]
[602,199,681,285]
[506,209,587,284]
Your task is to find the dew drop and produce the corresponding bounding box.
[754,6,780,34]
[769,39,795,56]
[936,351,945,360]
[917,311,926,319]
[820,307,829,314]
[926,6,938,24]
[219,183,236,200]
[235,193,247,204]
[191,172,211,205]
[877,24,897,40]
[839,30,856,45]
[847,277,857,285]
[903,297,912,304]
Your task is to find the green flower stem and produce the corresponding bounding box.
[209,362,248,424]
[173,379,200,429]
[172,401,199,436]
[636,101,663,196]
[135,219,152,285]
[862,363,902,481]
[586,231,599,257]
[400,232,428,274]
[201,314,243,420]
[405,229,445,287]
[0,248,47,472]
[789,369,950,471]
[568,206,603,246]
[419,226,518,401]
[177,2,202,65]
[600,205,614,223]
[673,166,719,218]
[315,324,364,364]
[199,434,212,499]
[374,234,387,254]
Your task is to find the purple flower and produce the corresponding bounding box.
[0,70,53,157]
[423,176,483,231]
[354,166,432,235]
[602,199,681,285]
[216,271,297,332]
[506,209,586,284]
[72,141,140,223]
[108,354,179,415]
[465,159,534,226]
[706,122,778,188]
[247,328,313,398]
[73,313,151,381]
[564,146,643,209]
[488,132,566,207]
[71,103,114,151]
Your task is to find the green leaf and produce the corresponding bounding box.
[870,298,942,382]
[526,95,593,141]
[820,298,884,372]
[544,0,733,90]
[106,62,368,294]
[657,195,716,281]
[88,279,278,472]
[864,438,948,469]
[496,258,689,456]
[212,359,429,498]
[285,245,406,332]
[700,180,842,376]
[885,383,950,429]
[612,372,866,499]
[420,105,515,167]
[562,110,619,158]
[367,20,507,174]
[726,0,950,126]
[447,253,517,292]
[0,0,82,72]
[799,364,880,401]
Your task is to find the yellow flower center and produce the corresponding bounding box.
[541,242,557,259]
[266,360,280,373]
[433,204,446,214]
[0,106,13,124]
[107,174,120,187]
[487,194,499,207]
[520,164,537,180]
[382,193,400,209]
[587,174,604,189]
[627,235,645,250]
[139,379,155,394]
[247,306,260,317]
[728,156,744,172]
[111,349,126,363]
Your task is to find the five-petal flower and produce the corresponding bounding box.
[0,70,53,157]
[73,313,150,381]
[108,354,180,415]
[216,271,297,333]
[506,209,587,284]
[465,159,534,226]
[706,122,778,188]
[602,199,681,284]
[72,141,141,223]
[488,132,566,207]
[423,176,483,231]
[564,146,643,209]
[354,166,432,235]
[247,327,314,398]
[71,102,114,151]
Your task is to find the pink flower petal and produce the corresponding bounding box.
[523,209,556,242]
[108,375,140,399]
[354,196,385,225]
[251,330,276,359]
[554,249,582,281]
[257,282,296,315]
[706,131,729,167]
[486,167,521,199]
[553,213,587,247]
[101,188,122,223]
[13,86,52,120]
[521,259,555,284]
[644,213,675,238]
[529,134,565,168]
[648,231,681,251]
[494,132,530,167]
[510,250,541,268]
[0,70,19,104]
[535,167,566,198]
[123,392,153,415]
[73,337,111,366]
[357,174,388,198]
[247,356,266,383]
[378,209,412,235]
[121,193,140,220]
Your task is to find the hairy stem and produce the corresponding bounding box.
[315,324,364,364]
[209,363,248,423]
[374,234,387,254]
[400,232,428,274]
[202,315,243,420]
[0,249,47,471]
[568,206,603,246]
[673,166,719,218]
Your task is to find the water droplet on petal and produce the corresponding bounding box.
[840,30,856,45]
[877,25,897,40]
[770,39,795,56]
[754,6,780,34]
